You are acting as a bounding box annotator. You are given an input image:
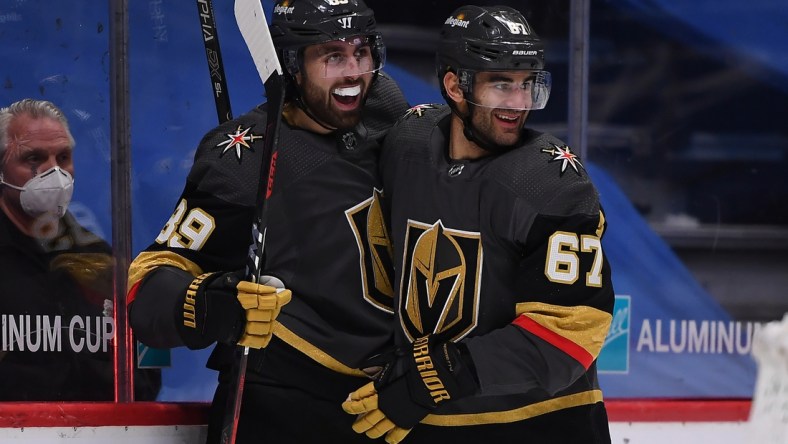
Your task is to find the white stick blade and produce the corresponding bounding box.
[235,0,283,83]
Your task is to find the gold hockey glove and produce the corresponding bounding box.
[176,271,290,350]
[342,335,477,443]
[235,279,291,348]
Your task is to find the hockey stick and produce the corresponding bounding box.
[219,1,285,443]
[197,0,233,123]
[195,0,240,441]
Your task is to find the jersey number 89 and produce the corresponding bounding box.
[155,199,216,251]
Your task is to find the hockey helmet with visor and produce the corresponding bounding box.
[270,0,385,79]
[437,5,551,111]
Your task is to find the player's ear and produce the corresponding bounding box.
[443,71,468,114]
[443,71,465,105]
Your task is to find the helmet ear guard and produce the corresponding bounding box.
[458,70,473,94]
[282,47,300,76]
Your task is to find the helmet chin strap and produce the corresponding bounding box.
[293,94,337,132]
[286,70,338,133]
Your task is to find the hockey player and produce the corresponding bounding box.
[343,5,614,444]
[127,0,408,442]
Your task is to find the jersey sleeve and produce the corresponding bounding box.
[127,110,266,348]
[464,182,614,398]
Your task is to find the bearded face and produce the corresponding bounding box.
[296,38,377,130]
[466,70,538,148]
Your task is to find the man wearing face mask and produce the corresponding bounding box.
[0,101,74,239]
[0,98,160,401]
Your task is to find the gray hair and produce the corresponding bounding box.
[0,99,76,167]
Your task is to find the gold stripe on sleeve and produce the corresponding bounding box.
[515,301,612,359]
[127,251,204,289]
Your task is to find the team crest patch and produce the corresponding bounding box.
[541,144,584,175]
[404,103,439,118]
[399,220,482,342]
[216,125,263,162]
[345,188,395,313]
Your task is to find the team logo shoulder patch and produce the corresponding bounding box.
[541,144,584,176]
[404,103,440,119]
[215,125,263,162]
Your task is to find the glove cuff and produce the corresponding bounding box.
[182,272,216,330]
[442,341,478,398]
[176,271,245,349]
[411,336,477,402]
[377,336,479,429]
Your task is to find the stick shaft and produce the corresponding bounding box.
[220,2,286,442]
[197,0,232,123]
[196,1,242,442]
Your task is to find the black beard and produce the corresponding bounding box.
[299,74,367,130]
[463,104,523,154]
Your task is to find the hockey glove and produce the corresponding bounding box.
[342,335,478,443]
[236,276,291,348]
[176,271,291,350]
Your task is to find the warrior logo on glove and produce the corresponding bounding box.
[342,335,478,444]
[412,335,452,403]
[177,270,291,350]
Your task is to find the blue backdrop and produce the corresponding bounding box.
[0,0,763,401]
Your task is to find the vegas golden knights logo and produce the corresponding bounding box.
[345,189,394,313]
[400,220,482,342]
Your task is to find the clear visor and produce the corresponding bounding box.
[466,70,552,111]
[312,36,385,79]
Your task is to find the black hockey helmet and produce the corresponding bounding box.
[269,0,385,77]
[437,5,550,110]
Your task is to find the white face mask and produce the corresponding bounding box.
[1,166,74,218]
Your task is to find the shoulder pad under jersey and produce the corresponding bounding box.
[383,104,450,163]
[359,72,410,141]
[187,105,270,207]
[489,131,599,215]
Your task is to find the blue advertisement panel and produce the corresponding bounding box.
[590,163,757,397]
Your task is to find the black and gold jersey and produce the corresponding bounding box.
[381,104,614,425]
[128,73,408,374]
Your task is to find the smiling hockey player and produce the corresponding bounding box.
[127,1,408,442]
[343,5,615,444]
